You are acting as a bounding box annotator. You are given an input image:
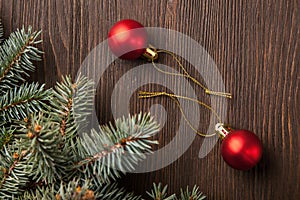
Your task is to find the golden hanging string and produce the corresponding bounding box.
[152,49,232,99]
[138,91,223,137]
[139,47,232,137]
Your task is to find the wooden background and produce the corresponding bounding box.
[0,0,299,199]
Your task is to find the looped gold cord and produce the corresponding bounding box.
[152,49,232,99]
[138,91,223,137]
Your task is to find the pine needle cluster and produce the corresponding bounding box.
[0,21,206,200]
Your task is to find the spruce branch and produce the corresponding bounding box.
[16,179,92,200]
[75,113,159,186]
[95,182,141,200]
[51,74,94,138]
[177,186,206,200]
[14,112,69,184]
[0,127,14,150]
[15,185,55,200]
[18,178,142,200]
[0,145,32,198]
[0,82,50,123]
[147,183,206,200]
[0,26,42,94]
[50,74,95,164]
[147,183,176,200]
[56,179,96,200]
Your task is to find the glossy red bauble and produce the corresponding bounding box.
[221,129,263,170]
[108,19,148,60]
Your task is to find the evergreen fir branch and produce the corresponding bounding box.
[177,186,206,200]
[75,113,159,185]
[0,127,14,150]
[147,183,206,200]
[0,145,32,198]
[55,179,96,200]
[15,185,55,200]
[0,82,50,123]
[50,74,95,164]
[95,182,141,200]
[72,74,95,125]
[0,26,42,94]
[14,112,69,184]
[15,179,92,200]
[51,75,77,137]
[16,179,142,200]
[51,74,94,138]
[147,183,176,200]
[55,179,141,200]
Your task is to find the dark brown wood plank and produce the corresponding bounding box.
[0,0,299,199]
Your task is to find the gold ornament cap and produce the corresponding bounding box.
[141,44,158,61]
[215,123,231,139]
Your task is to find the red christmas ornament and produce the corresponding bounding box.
[108,19,148,60]
[216,124,263,170]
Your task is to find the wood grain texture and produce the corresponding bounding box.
[0,0,299,199]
